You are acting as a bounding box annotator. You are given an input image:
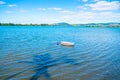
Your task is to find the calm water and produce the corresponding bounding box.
[0,26,120,80]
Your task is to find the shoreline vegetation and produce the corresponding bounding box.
[0,22,120,28]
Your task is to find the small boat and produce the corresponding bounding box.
[61,41,74,46]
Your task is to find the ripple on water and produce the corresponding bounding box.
[0,27,120,80]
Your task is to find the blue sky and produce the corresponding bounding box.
[0,0,120,24]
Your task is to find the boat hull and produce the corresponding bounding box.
[61,41,74,46]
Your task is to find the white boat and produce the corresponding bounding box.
[61,41,74,46]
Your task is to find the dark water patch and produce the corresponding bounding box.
[3,53,78,80]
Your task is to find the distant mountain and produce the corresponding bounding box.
[55,22,72,26]
[71,23,120,28]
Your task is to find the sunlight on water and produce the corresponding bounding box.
[0,26,120,80]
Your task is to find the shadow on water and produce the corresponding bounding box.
[4,53,78,80]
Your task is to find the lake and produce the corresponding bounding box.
[0,26,120,80]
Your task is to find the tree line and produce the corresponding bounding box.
[0,23,51,26]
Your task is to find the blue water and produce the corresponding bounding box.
[0,26,120,80]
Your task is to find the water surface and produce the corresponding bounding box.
[0,26,120,80]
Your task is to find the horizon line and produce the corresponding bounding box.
[0,22,120,24]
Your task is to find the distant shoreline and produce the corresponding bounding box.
[0,23,120,28]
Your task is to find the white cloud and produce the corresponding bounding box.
[8,4,17,7]
[60,11,120,23]
[78,5,88,10]
[61,11,95,20]
[0,1,5,4]
[78,0,88,2]
[88,1,120,10]
[37,7,62,11]
[48,7,62,10]
[37,7,63,11]
[37,8,46,11]
[59,10,75,14]
[20,9,28,13]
